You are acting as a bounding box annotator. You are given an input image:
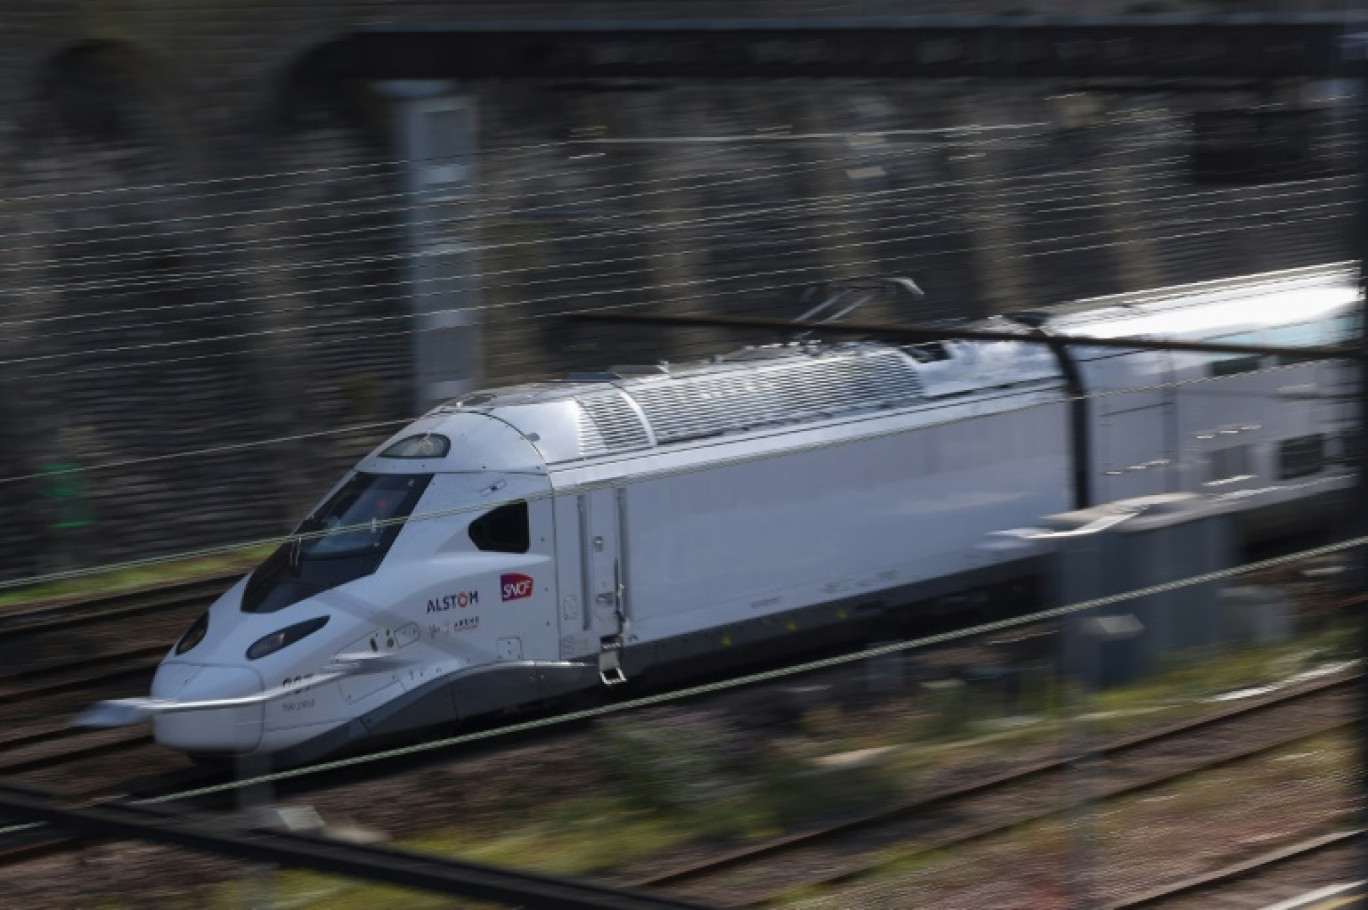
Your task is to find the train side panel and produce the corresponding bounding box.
[612,397,1071,645]
[1063,267,1358,529]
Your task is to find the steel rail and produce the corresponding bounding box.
[0,646,162,698]
[626,671,1360,898]
[0,730,153,777]
[0,574,234,635]
[1108,829,1364,908]
[720,721,1362,907]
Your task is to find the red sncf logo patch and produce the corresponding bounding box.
[501,573,534,602]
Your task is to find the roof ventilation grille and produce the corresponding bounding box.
[631,349,923,445]
[576,392,651,457]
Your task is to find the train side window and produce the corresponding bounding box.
[469,501,530,554]
[1340,429,1362,467]
[1207,445,1251,484]
[1333,312,1362,343]
[1208,354,1263,378]
[1277,352,1323,366]
[381,434,450,458]
[1278,434,1325,480]
[1207,332,1265,378]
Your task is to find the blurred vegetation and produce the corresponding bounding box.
[596,706,904,839]
[0,543,272,610]
[1088,623,1357,736]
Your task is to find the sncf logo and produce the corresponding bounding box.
[501,573,534,602]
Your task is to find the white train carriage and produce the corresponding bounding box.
[139,263,1358,764]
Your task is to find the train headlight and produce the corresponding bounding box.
[246,616,330,661]
[175,612,209,656]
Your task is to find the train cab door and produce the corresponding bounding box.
[581,487,629,685]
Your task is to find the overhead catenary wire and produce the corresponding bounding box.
[0,119,1324,299]
[4,265,1352,574]
[0,164,1225,320]
[0,337,1353,592]
[0,141,1312,296]
[6,96,1339,251]
[0,141,1193,294]
[8,211,1353,401]
[4,326,1341,493]
[0,120,1055,211]
[0,129,1041,252]
[1,149,1349,333]
[14,235,1340,397]
[0,119,1231,282]
[0,156,1205,333]
[0,193,1349,371]
[0,418,416,487]
[14,183,1345,356]
[0,137,1350,543]
[26,196,1355,363]
[2,156,1345,326]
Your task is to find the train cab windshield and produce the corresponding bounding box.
[242,472,433,613]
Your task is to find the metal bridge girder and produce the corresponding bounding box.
[343,16,1368,81]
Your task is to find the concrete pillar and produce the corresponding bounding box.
[794,94,874,294]
[379,81,481,410]
[1064,97,1162,292]
[950,96,1031,317]
[616,92,730,362]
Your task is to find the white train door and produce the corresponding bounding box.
[551,488,629,683]
[581,488,628,684]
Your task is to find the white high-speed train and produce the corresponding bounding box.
[128,264,1358,764]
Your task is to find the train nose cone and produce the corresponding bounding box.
[151,662,266,754]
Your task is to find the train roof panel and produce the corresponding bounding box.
[359,412,547,474]
[422,342,945,464]
[1045,262,1359,342]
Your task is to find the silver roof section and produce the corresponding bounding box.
[578,391,652,457]
[632,346,923,444]
[427,338,1060,465]
[1023,261,1356,327]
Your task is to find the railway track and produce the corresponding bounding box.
[0,574,230,715]
[0,662,1358,903]
[0,573,236,864]
[0,574,233,749]
[1111,829,1362,908]
[0,574,235,633]
[0,565,1357,908]
[619,669,1362,907]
